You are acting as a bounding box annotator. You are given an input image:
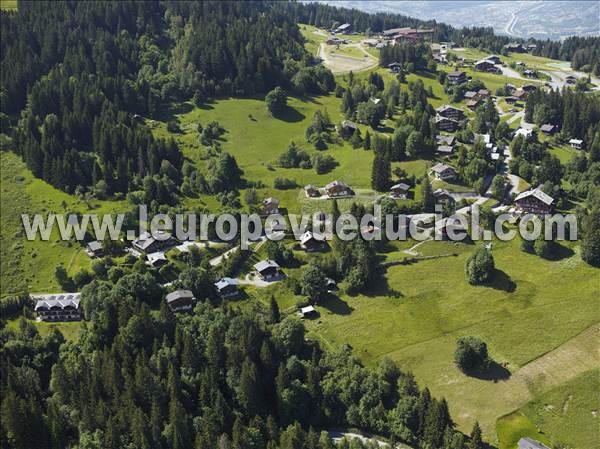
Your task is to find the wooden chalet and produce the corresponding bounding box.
[514,188,554,215]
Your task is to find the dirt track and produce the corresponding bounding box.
[318,42,378,74]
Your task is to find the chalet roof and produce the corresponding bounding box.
[254,259,280,273]
[300,305,316,315]
[514,188,553,206]
[540,124,555,132]
[517,438,550,449]
[304,184,317,190]
[447,71,466,78]
[464,91,477,98]
[34,293,81,311]
[147,252,166,265]
[263,197,279,206]
[325,180,348,190]
[300,231,323,245]
[430,163,455,174]
[466,99,480,108]
[165,290,194,303]
[341,120,358,129]
[87,240,103,251]
[436,104,463,114]
[382,27,415,36]
[133,231,169,251]
[391,183,410,191]
[214,277,238,291]
[336,23,351,30]
[433,188,452,198]
[387,62,402,68]
[436,135,456,146]
[569,138,583,144]
[436,145,454,154]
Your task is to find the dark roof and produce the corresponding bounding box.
[165,290,194,303]
[254,259,280,273]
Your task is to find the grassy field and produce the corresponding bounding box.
[0,0,17,11]
[497,369,599,449]
[6,318,83,341]
[0,152,127,296]
[300,235,599,440]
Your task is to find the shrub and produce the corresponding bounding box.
[273,177,297,190]
[454,336,489,373]
[465,246,494,285]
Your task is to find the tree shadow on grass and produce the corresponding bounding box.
[467,360,511,382]
[543,242,575,261]
[275,105,306,123]
[486,268,517,292]
[319,293,353,315]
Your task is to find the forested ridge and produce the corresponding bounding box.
[0,1,322,196]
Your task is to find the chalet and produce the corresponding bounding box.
[523,69,537,78]
[324,180,353,197]
[565,75,577,85]
[429,163,457,181]
[436,135,456,147]
[388,62,403,73]
[338,120,358,138]
[390,182,410,199]
[262,197,280,215]
[464,91,478,100]
[304,184,320,198]
[515,127,533,139]
[466,99,481,110]
[521,84,538,92]
[486,55,501,64]
[325,278,338,292]
[435,116,461,132]
[474,59,496,72]
[540,124,556,134]
[526,44,537,52]
[518,438,550,449]
[298,305,318,319]
[513,89,527,100]
[333,23,351,34]
[514,188,554,215]
[433,188,455,204]
[362,38,380,47]
[326,36,343,45]
[165,290,194,312]
[214,277,239,298]
[300,231,325,252]
[477,89,491,99]
[254,259,282,281]
[146,251,167,268]
[569,138,583,149]
[85,240,104,258]
[446,71,467,85]
[35,293,82,321]
[516,61,526,67]
[504,43,525,53]
[436,105,465,121]
[505,95,521,104]
[435,217,467,240]
[436,144,454,154]
[132,230,178,254]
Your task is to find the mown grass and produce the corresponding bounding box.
[301,235,599,438]
[0,0,17,11]
[6,318,83,341]
[497,369,599,449]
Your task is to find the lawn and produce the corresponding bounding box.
[152,94,376,215]
[6,318,83,341]
[298,235,599,441]
[0,0,17,11]
[0,152,128,296]
[497,369,599,449]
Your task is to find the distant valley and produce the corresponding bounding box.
[313,0,600,40]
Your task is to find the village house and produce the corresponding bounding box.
[337,119,358,138]
[569,138,583,149]
[146,251,167,268]
[446,71,467,85]
[513,89,527,101]
[474,59,496,72]
[262,197,280,215]
[333,23,351,34]
[466,99,481,111]
[436,144,454,154]
[326,36,343,45]
[436,105,465,121]
[85,240,104,258]
[433,188,455,205]
[388,62,402,73]
[214,277,239,299]
[435,116,461,132]
[540,124,556,135]
[514,127,533,139]
[486,55,501,64]
[505,96,521,104]
[390,182,410,199]
[298,305,319,319]
[477,89,491,99]
[304,184,319,198]
[504,43,526,53]
[514,188,554,215]
[254,259,282,281]
[132,230,178,254]
[300,231,325,252]
[35,293,82,321]
[362,38,380,47]
[517,438,550,449]
[565,75,577,85]
[523,69,537,78]
[429,163,457,181]
[521,84,538,92]
[165,290,194,313]
[324,180,353,197]
[464,91,478,100]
